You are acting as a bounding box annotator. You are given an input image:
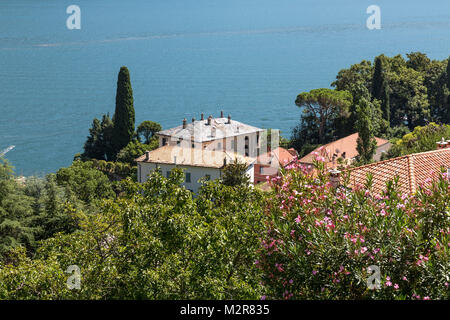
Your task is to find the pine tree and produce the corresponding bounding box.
[101,114,115,161]
[83,118,104,160]
[356,98,377,164]
[112,66,135,158]
[82,114,114,161]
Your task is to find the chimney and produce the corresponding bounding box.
[182,118,187,129]
[201,113,204,121]
[220,110,224,118]
[223,157,227,167]
[227,114,231,124]
[329,168,341,188]
[207,115,212,125]
[192,117,195,123]
[145,151,150,161]
[436,137,447,149]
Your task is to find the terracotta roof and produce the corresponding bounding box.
[256,147,297,167]
[136,145,255,169]
[299,133,389,165]
[157,117,263,143]
[346,148,450,194]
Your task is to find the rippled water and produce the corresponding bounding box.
[0,0,449,175]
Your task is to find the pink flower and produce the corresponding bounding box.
[295,215,301,223]
[423,296,430,300]
[360,247,368,254]
[275,263,284,272]
[315,155,325,162]
[402,276,407,281]
[394,284,399,290]
[312,270,318,275]
[385,281,392,287]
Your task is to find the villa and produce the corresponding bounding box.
[156,112,264,157]
[136,112,263,192]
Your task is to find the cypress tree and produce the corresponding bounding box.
[372,55,391,124]
[446,58,450,123]
[372,56,384,100]
[112,66,135,158]
[381,79,390,126]
[356,98,377,164]
[447,57,450,90]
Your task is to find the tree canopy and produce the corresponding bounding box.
[137,121,161,144]
[294,88,352,144]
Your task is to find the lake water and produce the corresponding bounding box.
[0,0,449,176]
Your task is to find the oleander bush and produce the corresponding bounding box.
[258,158,449,300]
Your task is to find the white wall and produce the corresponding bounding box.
[138,161,255,193]
[138,162,221,193]
[246,163,255,185]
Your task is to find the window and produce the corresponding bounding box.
[205,174,211,181]
[218,142,221,149]
[166,171,170,178]
[162,138,167,146]
[185,172,191,183]
[192,143,195,148]
[260,166,264,174]
[231,140,234,149]
[245,136,249,156]
[177,140,181,146]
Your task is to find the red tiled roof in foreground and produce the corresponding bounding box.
[347,148,450,194]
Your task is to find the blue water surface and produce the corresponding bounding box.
[0,0,449,175]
